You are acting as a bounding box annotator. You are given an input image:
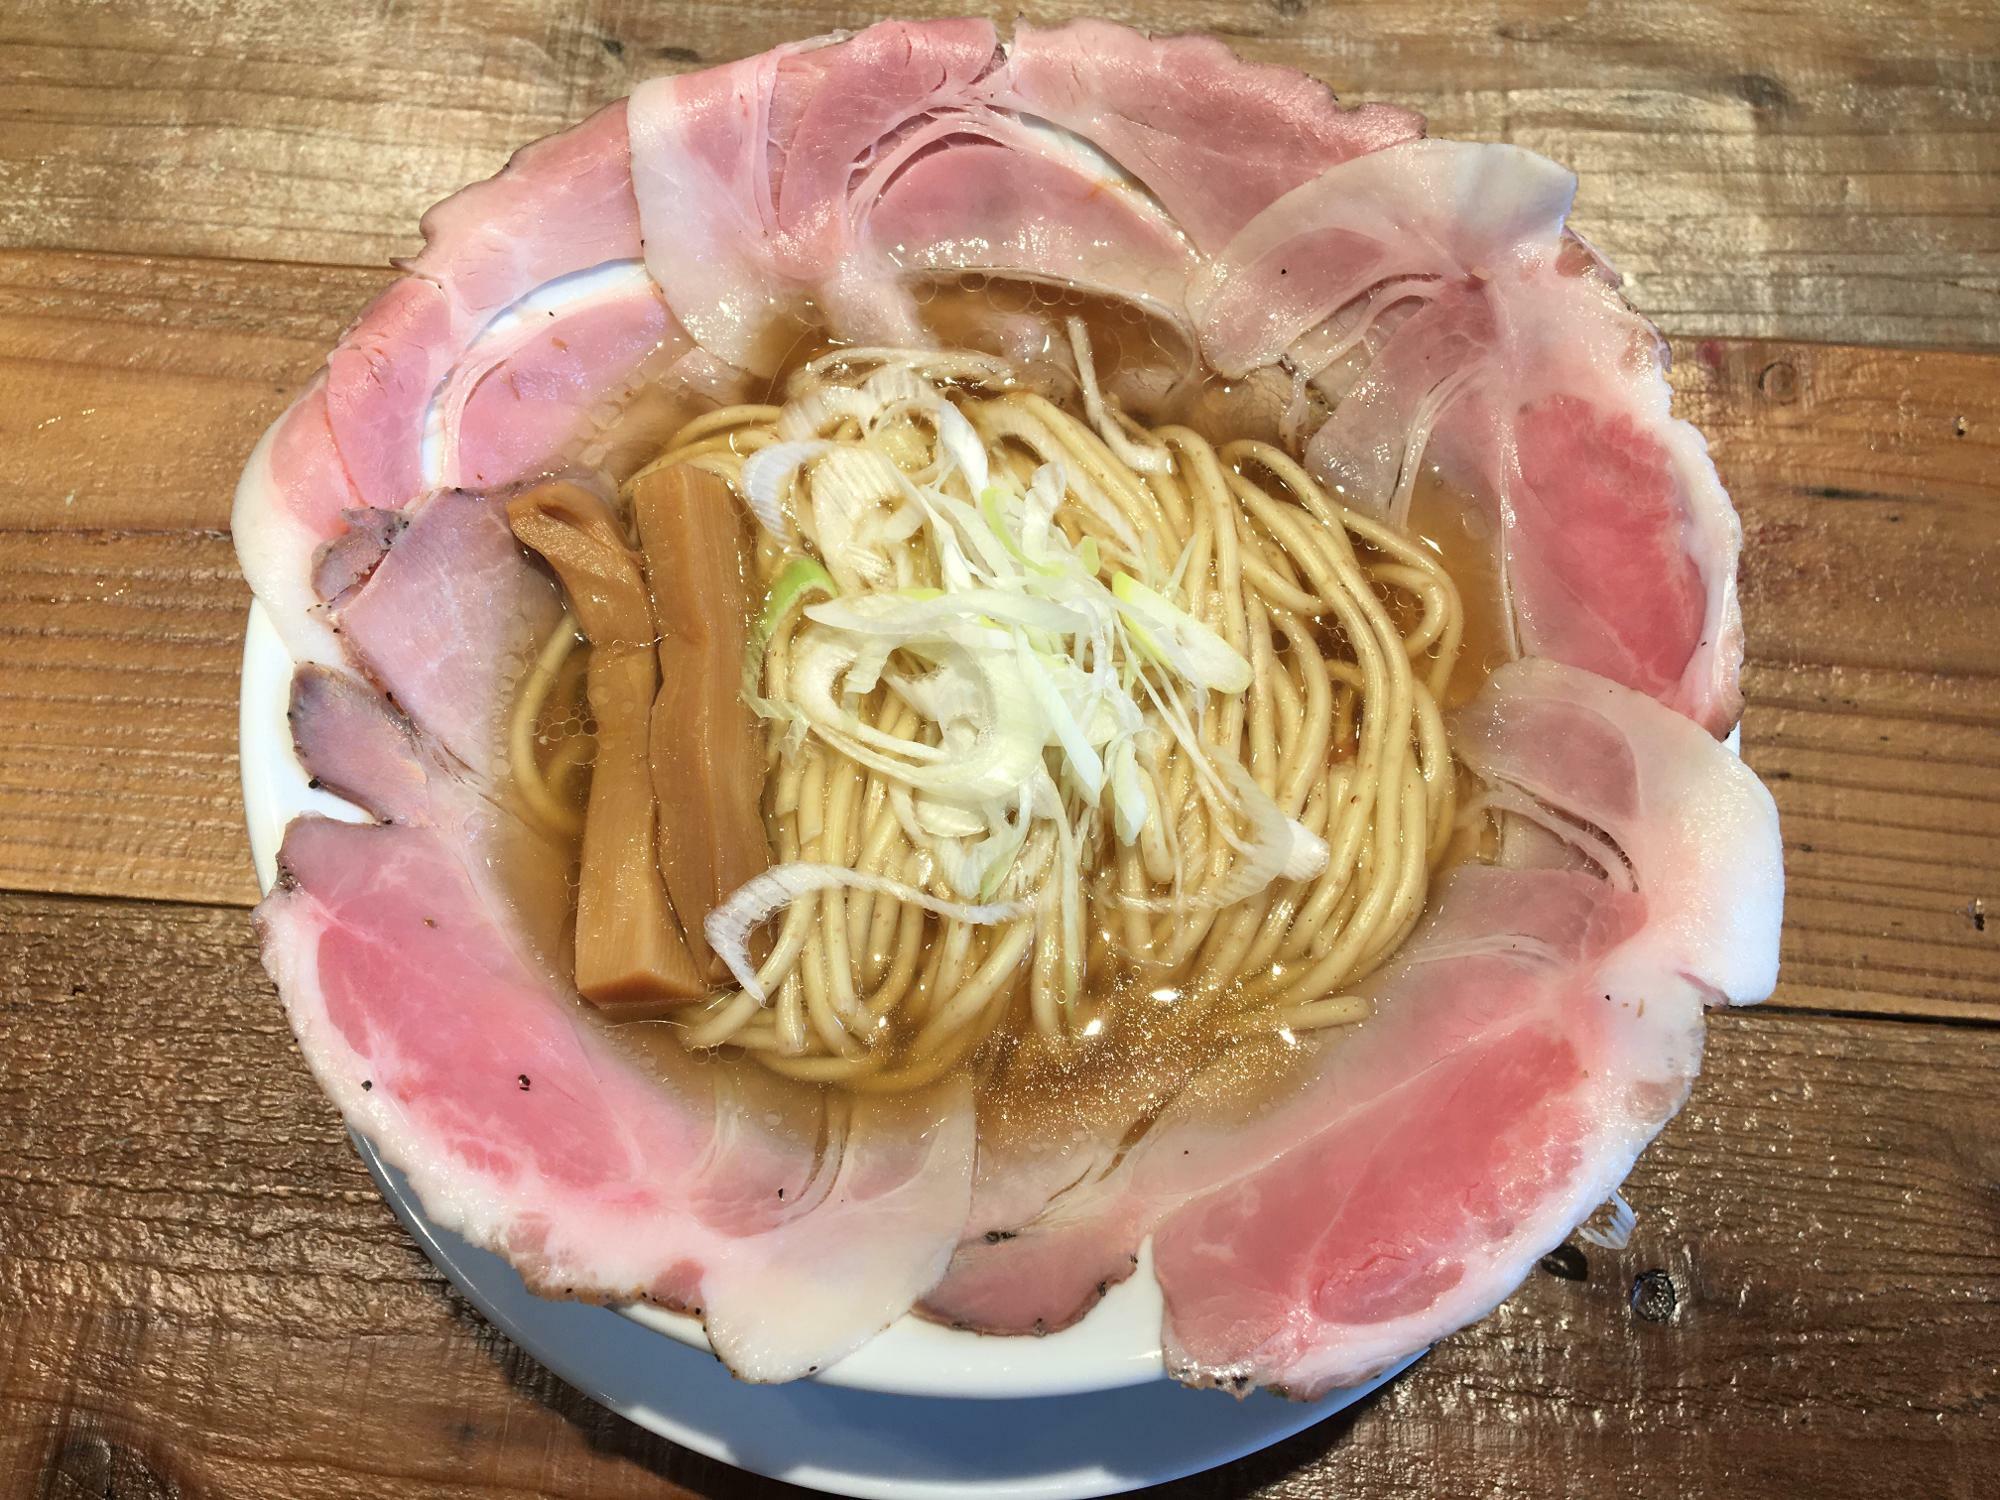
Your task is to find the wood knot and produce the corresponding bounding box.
[1629,1269,1679,1323]
[1729,72,1793,112]
[43,1433,179,1500]
[1757,360,1800,405]
[1538,1243,1589,1282]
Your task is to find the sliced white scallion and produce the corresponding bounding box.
[1202,762,1329,910]
[739,440,830,538]
[1016,630,1106,801]
[932,398,991,498]
[1107,739,1150,846]
[806,587,1089,640]
[805,446,907,590]
[1067,315,1172,475]
[1111,572,1253,694]
[777,387,874,442]
[1578,1191,1639,1250]
[707,864,1030,1002]
[980,486,1061,578]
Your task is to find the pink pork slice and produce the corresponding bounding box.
[924,661,1780,1395]
[627,17,1208,370]
[998,20,1425,255]
[264,642,976,1383]
[323,101,648,511]
[435,270,687,494]
[258,817,974,1381]
[1196,137,1743,732]
[234,98,709,669]
[327,488,564,786]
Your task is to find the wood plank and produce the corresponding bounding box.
[0,250,378,905]
[0,247,390,532]
[0,244,1996,1013]
[1675,339,2000,1021]
[0,529,255,907]
[2,0,1996,349]
[0,891,1992,1498]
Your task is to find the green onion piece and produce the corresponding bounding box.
[980,485,1060,577]
[1110,572,1253,693]
[757,555,837,643]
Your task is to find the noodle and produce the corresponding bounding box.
[505,341,1469,1093]
[510,618,587,838]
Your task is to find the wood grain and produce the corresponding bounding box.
[0,528,254,907]
[1677,340,2000,1022]
[2,0,1995,350]
[0,891,1992,1499]
[0,249,382,905]
[2,5,1997,1493]
[0,248,389,533]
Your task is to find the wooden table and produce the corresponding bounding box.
[2,2,1995,1495]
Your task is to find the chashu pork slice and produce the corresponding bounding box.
[258,496,976,1382]
[925,659,1780,1396]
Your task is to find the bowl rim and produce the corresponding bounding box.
[237,599,1170,1398]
